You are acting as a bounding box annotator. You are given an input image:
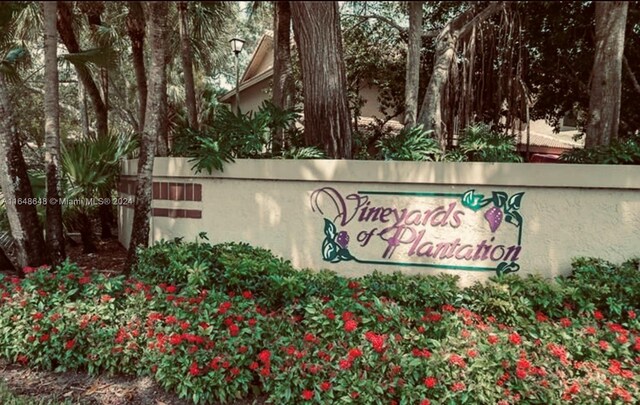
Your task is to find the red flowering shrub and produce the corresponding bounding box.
[0,251,637,404]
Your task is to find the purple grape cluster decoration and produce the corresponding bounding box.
[335,231,350,249]
[484,206,503,233]
[462,189,525,244]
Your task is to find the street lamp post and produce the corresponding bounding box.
[230,38,245,115]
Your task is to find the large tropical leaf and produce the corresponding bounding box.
[0,45,30,83]
[62,131,138,198]
[60,47,118,70]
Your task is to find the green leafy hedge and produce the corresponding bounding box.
[0,241,638,404]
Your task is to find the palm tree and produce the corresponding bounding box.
[178,2,198,131]
[43,1,65,264]
[57,1,109,140]
[0,3,49,271]
[127,1,169,272]
[125,1,146,134]
[61,131,136,253]
[0,66,49,271]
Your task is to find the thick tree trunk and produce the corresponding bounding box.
[126,1,147,134]
[291,1,352,159]
[585,2,628,148]
[43,1,66,265]
[272,1,294,154]
[57,1,108,139]
[417,2,502,147]
[404,1,423,128]
[126,2,168,271]
[178,1,198,131]
[0,76,49,270]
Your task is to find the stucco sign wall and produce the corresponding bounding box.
[119,158,640,286]
[310,187,524,276]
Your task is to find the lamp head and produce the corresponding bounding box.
[230,38,245,55]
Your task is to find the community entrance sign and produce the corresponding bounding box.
[310,187,525,276]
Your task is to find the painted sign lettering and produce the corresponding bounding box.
[310,187,525,276]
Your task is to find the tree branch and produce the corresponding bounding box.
[456,2,503,39]
[623,55,640,95]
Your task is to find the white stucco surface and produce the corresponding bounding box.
[120,158,640,286]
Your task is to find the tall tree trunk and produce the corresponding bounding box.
[126,2,168,272]
[155,71,169,156]
[178,1,198,131]
[417,2,502,147]
[272,1,294,154]
[57,1,108,139]
[126,1,147,134]
[0,76,49,271]
[291,1,352,159]
[43,1,65,265]
[404,1,423,128]
[585,1,628,148]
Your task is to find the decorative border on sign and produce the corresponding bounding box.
[318,189,524,276]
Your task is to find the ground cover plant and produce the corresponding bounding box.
[0,240,638,404]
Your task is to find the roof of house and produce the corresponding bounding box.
[220,32,274,103]
[515,119,584,151]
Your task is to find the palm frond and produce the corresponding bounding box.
[60,47,118,70]
[0,61,20,84]
[12,2,43,43]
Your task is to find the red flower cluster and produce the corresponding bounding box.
[364,331,386,353]
[422,308,442,323]
[515,354,531,379]
[424,376,437,389]
[535,311,548,322]
[189,361,200,376]
[344,319,357,333]
[608,359,634,379]
[242,290,253,299]
[448,353,466,369]
[323,308,336,320]
[254,349,271,377]
[304,333,318,344]
[613,386,633,402]
[547,343,569,365]
[218,301,232,314]
[487,334,499,345]
[508,332,522,345]
[451,381,466,392]
[561,382,580,400]
[412,348,432,358]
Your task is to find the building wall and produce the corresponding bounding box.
[225,79,271,115]
[120,158,640,286]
